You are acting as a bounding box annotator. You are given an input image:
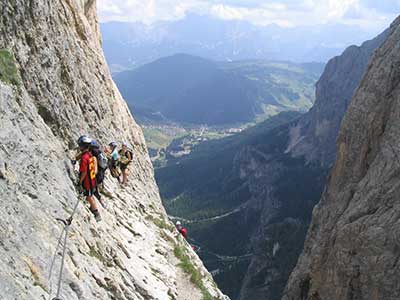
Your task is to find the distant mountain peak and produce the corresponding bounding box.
[101,16,377,70]
[114,54,322,126]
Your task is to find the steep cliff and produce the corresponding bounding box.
[235,28,389,300]
[283,16,400,300]
[0,1,224,299]
[286,28,389,166]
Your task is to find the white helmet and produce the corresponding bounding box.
[176,221,181,226]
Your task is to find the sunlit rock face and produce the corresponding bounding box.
[0,1,225,299]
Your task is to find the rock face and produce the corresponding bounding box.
[238,29,390,300]
[283,16,400,300]
[0,1,224,300]
[287,28,389,167]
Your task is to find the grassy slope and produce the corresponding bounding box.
[219,60,319,111]
[0,49,20,86]
[142,126,187,150]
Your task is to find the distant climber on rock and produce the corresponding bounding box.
[175,221,188,239]
[175,221,199,252]
[107,141,121,181]
[77,135,102,222]
[119,142,133,185]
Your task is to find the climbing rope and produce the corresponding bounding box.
[48,195,82,300]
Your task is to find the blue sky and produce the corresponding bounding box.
[98,0,399,32]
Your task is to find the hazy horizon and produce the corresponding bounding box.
[98,1,398,69]
[97,0,398,34]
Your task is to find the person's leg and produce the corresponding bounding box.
[122,168,128,185]
[100,184,105,194]
[110,160,119,181]
[121,164,130,185]
[95,186,107,209]
[87,195,98,211]
[94,188,101,200]
[87,192,101,221]
[96,170,104,188]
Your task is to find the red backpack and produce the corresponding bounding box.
[179,228,188,239]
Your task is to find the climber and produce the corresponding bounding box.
[107,141,121,181]
[175,221,199,252]
[119,142,133,185]
[175,221,188,239]
[77,135,101,222]
[90,140,110,208]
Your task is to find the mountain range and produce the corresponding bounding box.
[101,14,378,72]
[114,53,324,126]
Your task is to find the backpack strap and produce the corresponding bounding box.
[87,153,96,190]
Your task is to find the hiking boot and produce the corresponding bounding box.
[90,208,102,222]
[95,214,102,222]
[94,212,102,222]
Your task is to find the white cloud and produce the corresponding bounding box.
[211,4,246,20]
[97,0,398,32]
[209,4,296,27]
[327,0,359,19]
[97,0,206,23]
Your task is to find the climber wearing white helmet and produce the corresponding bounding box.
[175,220,187,239]
[77,135,101,222]
[174,221,199,252]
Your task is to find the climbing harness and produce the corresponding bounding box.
[48,196,81,300]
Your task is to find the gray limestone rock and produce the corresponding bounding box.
[283,15,400,300]
[287,28,390,167]
[0,1,224,300]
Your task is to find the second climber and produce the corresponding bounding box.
[77,135,102,222]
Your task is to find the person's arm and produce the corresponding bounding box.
[127,151,132,161]
[80,171,87,184]
[71,150,82,165]
[75,151,83,161]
